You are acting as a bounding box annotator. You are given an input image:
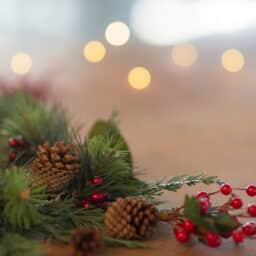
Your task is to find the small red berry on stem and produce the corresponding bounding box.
[174,228,190,243]
[232,231,244,244]
[246,185,256,196]
[91,192,108,203]
[205,232,222,248]
[80,200,91,209]
[220,183,232,195]
[16,138,25,146]
[92,176,103,185]
[247,204,256,217]
[199,197,211,214]
[182,219,195,233]
[9,151,17,161]
[196,191,208,199]
[242,222,256,236]
[9,138,18,148]
[230,197,243,209]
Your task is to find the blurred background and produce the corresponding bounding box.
[2,0,256,202]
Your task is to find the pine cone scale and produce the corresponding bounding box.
[31,141,80,195]
[105,197,158,240]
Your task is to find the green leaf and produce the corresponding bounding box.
[213,212,238,235]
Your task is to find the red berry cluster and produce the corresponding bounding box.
[79,176,109,209]
[173,183,256,247]
[8,136,26,161]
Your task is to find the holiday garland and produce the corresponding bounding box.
[0,89,255,255]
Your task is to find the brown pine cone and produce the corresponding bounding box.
[71,227,103,256]
[31,142,80,195]
[105,197,158,240]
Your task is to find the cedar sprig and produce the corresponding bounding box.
[141,174,221,199]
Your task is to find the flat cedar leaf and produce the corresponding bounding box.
[214,213,238,235]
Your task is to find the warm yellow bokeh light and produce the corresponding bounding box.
[221,49,244,72]
[128,67,151,90]
[171,43,198,67]
[11,53,32,75]
[105,21,130,46]
[83,41,106,63]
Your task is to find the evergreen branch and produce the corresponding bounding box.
[104,236,149,249]
[35,199,105,242]
[141,174,221,198]
[0,91,72,167]
[0,233,46,256]
[2,167,46,230]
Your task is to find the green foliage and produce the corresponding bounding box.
[184,195,238,235]
[71,133,148,200]
[0,91,71,166]
[88,112,132,169]
[0,233,46,256]
[104,236,149,249]
[3,167,46,230]
[35,199,105,242]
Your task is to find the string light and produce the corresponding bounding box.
[105,21,130,46]
[221,49,244,72]
[171,43,198,67]
[11,52,32,75]
[83,41,106,63]
[128,67,151,90]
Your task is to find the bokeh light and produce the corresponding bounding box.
[221,49,244,72]
[171,43,198,67]
[11,52,32,75]
[128,67,151,90]
[83,41,106,63]
[131,0,256,45]
[105,21,130,46]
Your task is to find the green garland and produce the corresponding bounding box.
[0,90,220,255]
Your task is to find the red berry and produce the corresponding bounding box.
[220,183,232,195]
[205,232,222,248]
[182,219,195,233]
[230,197,243,209]
[247,204,256,217]
[196,191,208,199]
[199,197,211,214]
[221,232,232,238]
[232,231,244,244]
[91,192,108,202]
[242,222,256,236]
[246,185,256,196]
[80,200,90,209]
[91,192,104,201]
[9,151,17,161]
[8,138,18,148]
[92,176,103,185]
[16,138,25,146]
[174,228,190,243]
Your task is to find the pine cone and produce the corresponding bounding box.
[105,197,158,240]
[31,142,80,194]
[71,227,103,256]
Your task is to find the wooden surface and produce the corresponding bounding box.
[45,64,256,255]
[46,224,255,256]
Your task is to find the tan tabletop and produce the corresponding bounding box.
[46,223,255,256]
